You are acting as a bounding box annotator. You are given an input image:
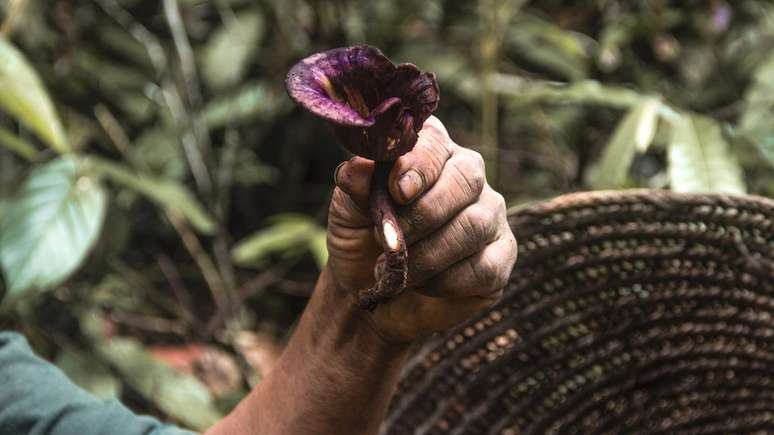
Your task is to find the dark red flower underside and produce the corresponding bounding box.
[285,45,439,161]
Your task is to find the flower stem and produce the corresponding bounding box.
[357,161,408,311]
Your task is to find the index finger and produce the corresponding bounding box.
[387,116,454,205]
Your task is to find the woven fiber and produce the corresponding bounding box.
[383,190,774,435]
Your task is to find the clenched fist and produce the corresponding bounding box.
[208,116,517,435]
[326,116,518,343]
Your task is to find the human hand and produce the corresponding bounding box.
[326,116,517,344]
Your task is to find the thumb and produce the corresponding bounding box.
[330,157,374,228]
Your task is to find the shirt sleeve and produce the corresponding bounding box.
[0,332,198,435]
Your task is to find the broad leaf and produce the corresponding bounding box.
[87,157,216,235]
[586,98,661,189]
[56,348,121,400]
[0,37,70,153]
[201,11,264,90]
[0,157,107,299]
[232,214,325,268]
[668,115,746,194]
[96,337,222,430]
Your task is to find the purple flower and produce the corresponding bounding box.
[285,45,440,161]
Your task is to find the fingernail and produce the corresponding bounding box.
[333,161,347,185]
[398,170,423,202]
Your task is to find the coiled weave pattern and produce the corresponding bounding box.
[383,190,774,435]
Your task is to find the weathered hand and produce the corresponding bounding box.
[327,116,517,343]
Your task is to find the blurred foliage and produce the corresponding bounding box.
[0,0,772,429]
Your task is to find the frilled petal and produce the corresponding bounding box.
[285,45,440,161]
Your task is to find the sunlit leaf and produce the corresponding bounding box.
[87,157,216,235]
[585,98,661,189]
[0,157,107,300]
[96,337,222,430]
[308,229,328,270]
[56,348,121,400]
[201,11,264,90]
[232,214,324,268]
[0,125,38,161]
[0,37,70,153]
[668,114,746,194]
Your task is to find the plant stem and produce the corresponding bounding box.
[480,0,500,188]
[356,161,408,311]
[167,211,230,317]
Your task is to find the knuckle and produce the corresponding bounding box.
[463,204,497,242]
[328,187,366,227]
[474,253,502,289]
[493,191,506,211]
[451,157,485,199]
[464,149,486,170]
[421,116,450,142]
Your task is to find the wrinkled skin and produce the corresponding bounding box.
[328,117,518,342]
[287,45,442,309]
[206,117,517,435]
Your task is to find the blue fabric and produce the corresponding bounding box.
[0,332,197,435]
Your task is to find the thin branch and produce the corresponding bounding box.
[167,211,230,315]
[163,0,215,198]
[93,104,149,171]
[205,259,301,336]
[163,0,203,107]
[96,0,214,196]
[212,129,240,296]
[110,311,188,335]
[94,0,168,73]
[156,252,197,326]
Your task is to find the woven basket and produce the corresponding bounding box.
[384,190,774,435]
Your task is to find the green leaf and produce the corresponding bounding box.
[96,337,222,430]
[495,76,652,109]
[738,54,774,167]
[585,98,661,189]
[506,13,591,81]
[87,157,216,235]
[308,230,328,270]
[0,157,107,300]
[668,115,746,194]
[200,11,264,90]
[232,214,324,267]
[56,348,121,400]
[0,125,39,161]
[134,126,187,180]
[0,37,70,153]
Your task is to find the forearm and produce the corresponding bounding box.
[206,267,410,435]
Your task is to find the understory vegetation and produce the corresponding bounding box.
[0,0,772,428]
